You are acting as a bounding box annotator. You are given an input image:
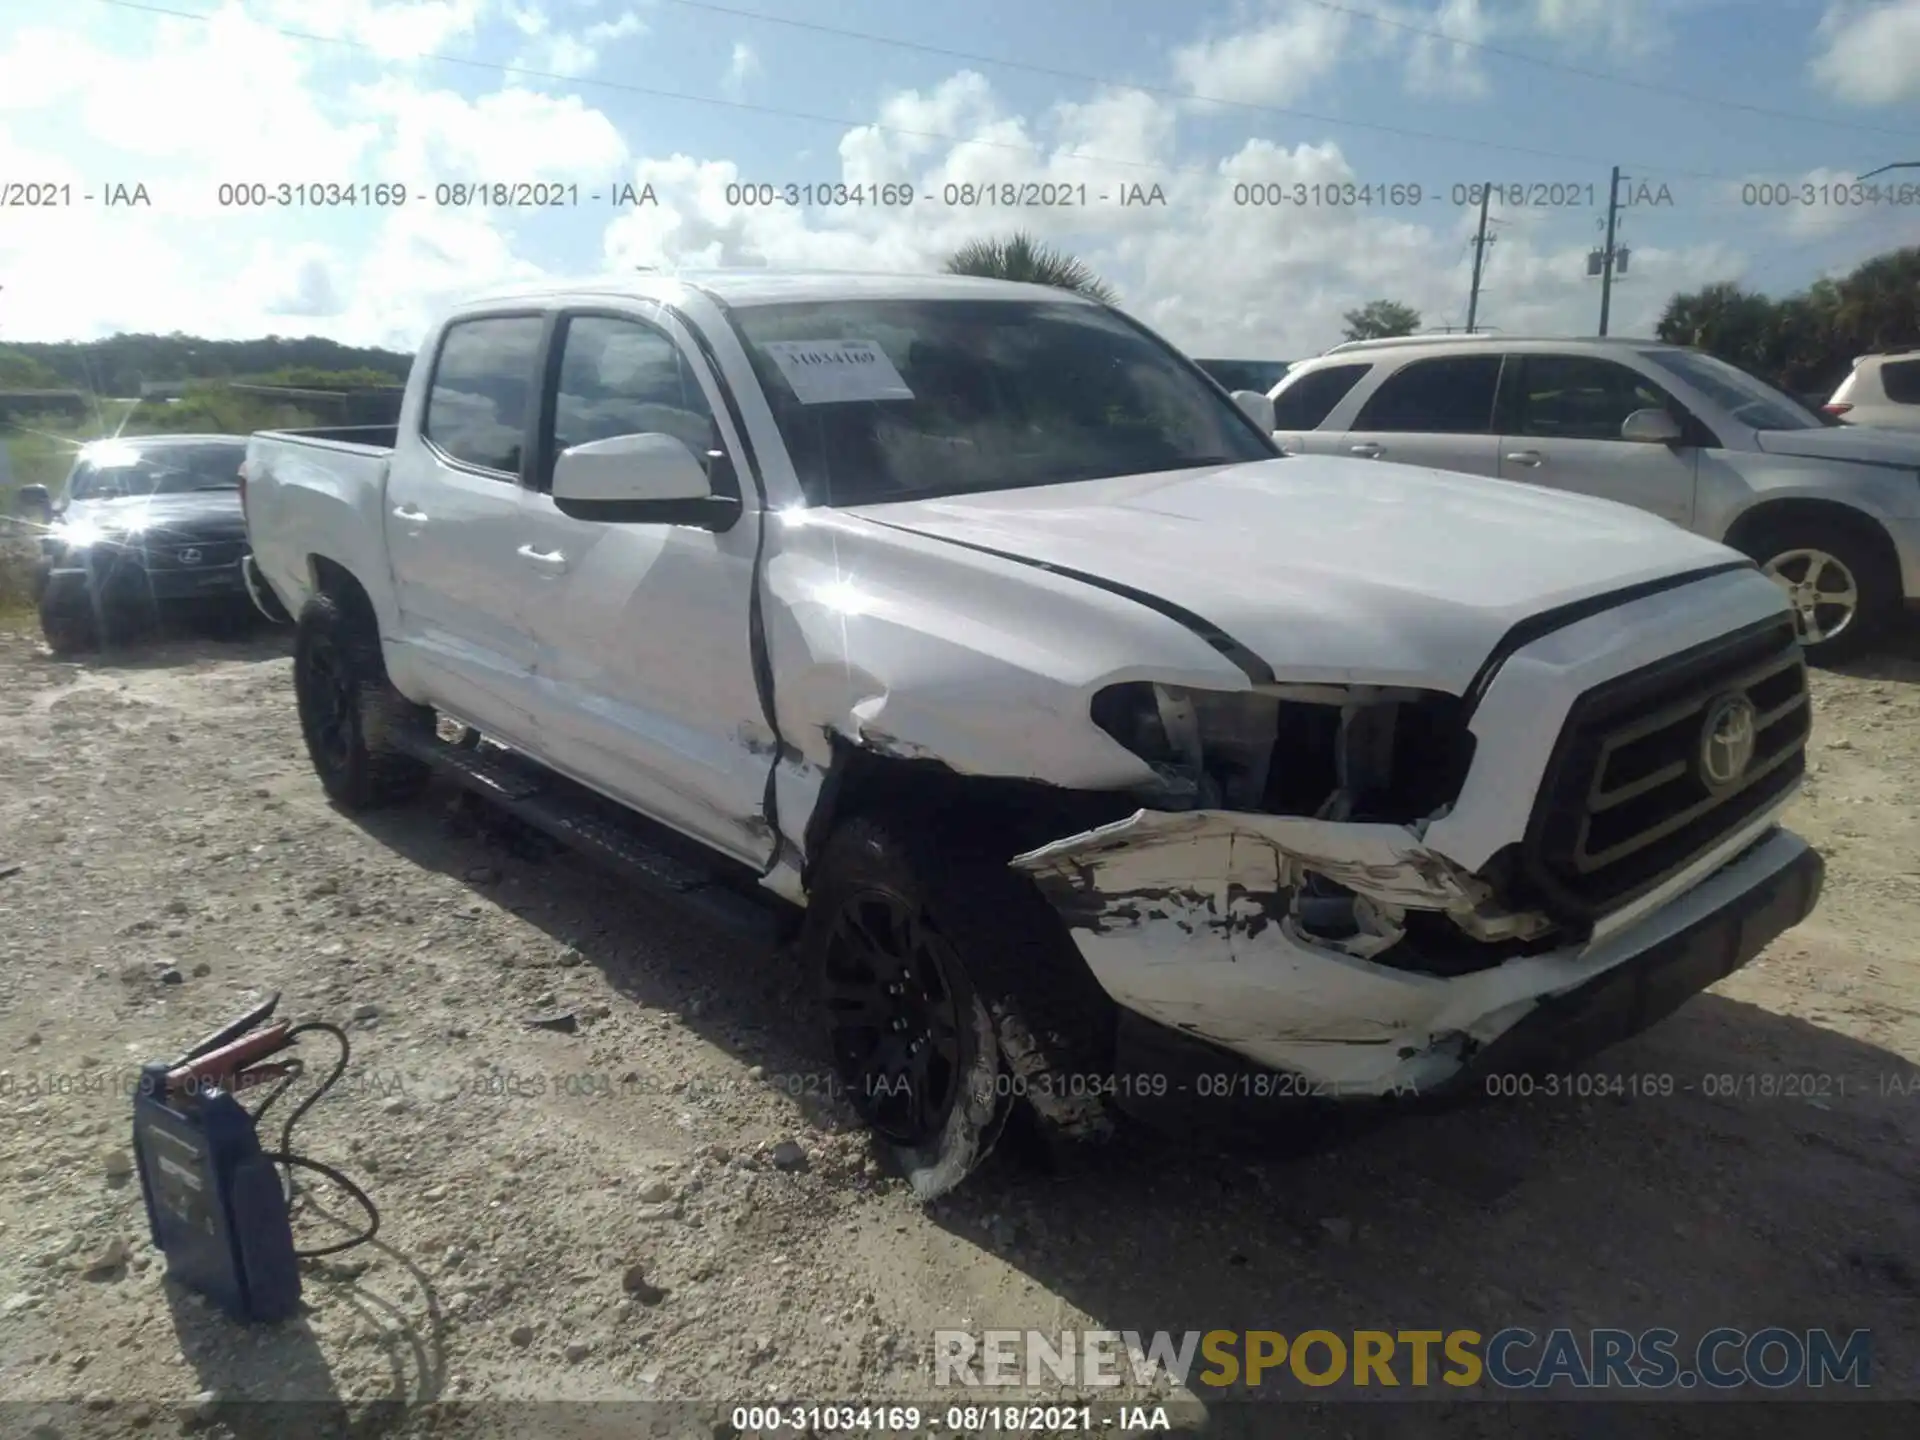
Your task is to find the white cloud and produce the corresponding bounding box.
[590,12,646,42]
[0,3,604,347]
[512,7,646,78]
[724,41,763,99]
[350,78,627,183]
[1172,2,1351,107]
[1811,0,1920,104]
[602,73,1730,354]
[1524,0,1665,55]
[255,0,492,61]
[1402,0,1494,98]
[25,10,378,184]
[237,243,348,318]
[0,4,1771,355]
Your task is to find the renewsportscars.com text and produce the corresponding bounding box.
[934,1327,1871,1391]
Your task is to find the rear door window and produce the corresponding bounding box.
[423,315,546,476]
[1351,355,1501,433]
[1881,358,1920,405]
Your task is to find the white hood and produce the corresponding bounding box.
[846,456,1745,694]
[1753,425,1920,467]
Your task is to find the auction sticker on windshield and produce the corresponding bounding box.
[761,338,914,404]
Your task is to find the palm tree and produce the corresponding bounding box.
[943,232,1118,304]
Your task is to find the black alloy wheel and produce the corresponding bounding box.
[820,887,967,1147]
[297,628,358,782]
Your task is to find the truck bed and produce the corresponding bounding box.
[244,426,400,628]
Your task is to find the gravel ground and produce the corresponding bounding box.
[2,617,1918,1439]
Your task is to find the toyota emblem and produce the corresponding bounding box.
[177,547,203,566]
[1698,692,1758,792]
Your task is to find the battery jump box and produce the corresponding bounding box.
[131,992,377,1323]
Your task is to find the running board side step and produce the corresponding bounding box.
[390,729,791,946]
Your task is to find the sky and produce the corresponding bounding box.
[1,0,1918,358]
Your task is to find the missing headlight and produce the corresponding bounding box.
[1090,681,1476,822]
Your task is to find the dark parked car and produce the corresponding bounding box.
[15,435,254,654]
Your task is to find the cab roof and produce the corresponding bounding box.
[452,269,1103,312]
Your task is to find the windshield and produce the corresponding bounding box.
[66,443,246,501]
[1637,349,1821,432]
[728,299,1277,506]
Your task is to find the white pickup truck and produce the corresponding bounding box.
[243,271,1823,1196]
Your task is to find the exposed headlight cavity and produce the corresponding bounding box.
[1091,680,1475,823]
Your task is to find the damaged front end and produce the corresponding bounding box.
[1012,679,1576,1095]
[1081,679,1558,952]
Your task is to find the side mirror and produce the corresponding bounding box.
[1231,390,1276,432]
[1621,408,1683,445]
[13,484,53,525]
[550,432,740,529]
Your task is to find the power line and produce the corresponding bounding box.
[1291,0,1920,143]
[87,0,1753,181]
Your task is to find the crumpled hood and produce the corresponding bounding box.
[64,490,246,539]
[846,456,1744,693]
[1752,425,1920,468]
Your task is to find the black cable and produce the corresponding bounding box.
[260,1152,381,1258]
[242,1020,381,1258]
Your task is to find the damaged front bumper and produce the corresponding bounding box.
[1011,810,1822,1101]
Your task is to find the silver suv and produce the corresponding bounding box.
[1269,335,1920,661]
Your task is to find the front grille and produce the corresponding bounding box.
[141,538,246,570]
[1521,616,1809,920]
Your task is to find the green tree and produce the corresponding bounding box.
[0,348,64,388]
[1655,282,1776,368]
[1340,300,1422,341]
[943,232,1119,303]
[1657,246,1920,395]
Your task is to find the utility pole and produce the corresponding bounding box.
[1465,182,1493,333]
[1598,165,1623,336]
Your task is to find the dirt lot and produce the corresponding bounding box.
[2,614,1918,1439]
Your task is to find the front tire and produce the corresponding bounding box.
[802,811,1123,1198]
[1740,517,1898,664]
[292,591,431,810]
[37,600,94,657]
[803,817,1010,1200]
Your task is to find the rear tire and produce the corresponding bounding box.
[1738,516,1898,665]
[292,591,431,810]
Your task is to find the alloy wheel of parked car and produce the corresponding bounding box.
[1762,547,1859,649]
[1744,512,1899,665]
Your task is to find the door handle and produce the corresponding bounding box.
[1349,443,1383,458]
[1504,450,1544,467]
[392,504,429,522]
[516,544,568,570]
